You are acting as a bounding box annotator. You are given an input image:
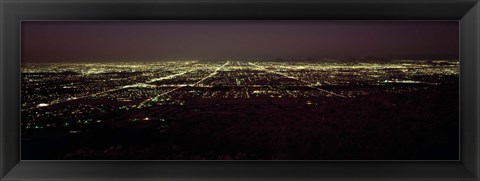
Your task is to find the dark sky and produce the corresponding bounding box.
[22,21,459,63]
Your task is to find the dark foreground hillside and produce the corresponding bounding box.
[22,81,458,160]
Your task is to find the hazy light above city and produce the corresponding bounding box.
[21,21,459,63]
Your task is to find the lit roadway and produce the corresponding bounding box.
[247,62,346,98]
[137,61,230,108]
[26,68,196,110]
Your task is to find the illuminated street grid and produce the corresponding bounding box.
[21,60,458,130]
[19,60,460,160]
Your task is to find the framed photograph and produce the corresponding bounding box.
[1,0,479,180]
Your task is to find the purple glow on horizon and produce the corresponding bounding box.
[21,21,459,63]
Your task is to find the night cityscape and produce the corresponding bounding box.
[21,21,459,160]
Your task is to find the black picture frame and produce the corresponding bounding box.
[1,0,479,180]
